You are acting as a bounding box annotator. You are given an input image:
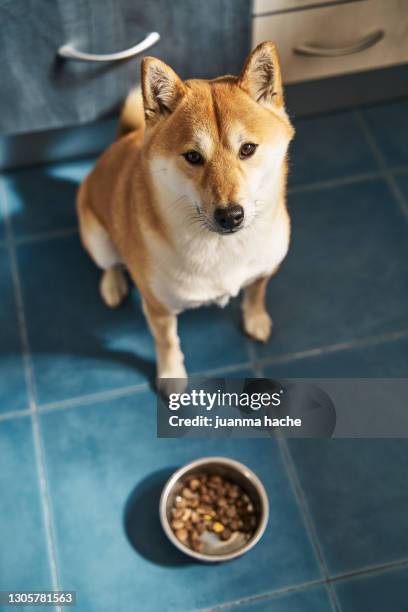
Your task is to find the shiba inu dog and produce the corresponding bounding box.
[77,41,294,395]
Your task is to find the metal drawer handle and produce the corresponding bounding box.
[294,29,384,58]
[58,31,160,62]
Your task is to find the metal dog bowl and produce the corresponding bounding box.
[160,457,269,562]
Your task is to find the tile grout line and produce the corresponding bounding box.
[0,182,37,416]
[198,578,325,612]
[394,165,408,176]
[251,351,340,609]
[287,162,408,195]
[258,328,408,369]
[246,339,261,377]
[1,163,407,249]
[38,328,405,414]
[14,226,78,246]
[354,109,408,219]
[39,381,151,413]
[31,416,62,612]
[38,361,254,414]
[277,437,342,612]
[0,407,33,422]
[1,327,407,424]
[199,554,408,611]
[288,170,381,194]
[33,327,408,413]
[191,360,253,377]
[0,179,62,612]
[329,556,408,584]
[38,360,254,414]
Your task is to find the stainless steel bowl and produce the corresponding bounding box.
[159,457,269,562]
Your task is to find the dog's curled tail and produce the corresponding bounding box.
[117,87,144,138]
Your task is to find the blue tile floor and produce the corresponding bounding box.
[0,100,408,611]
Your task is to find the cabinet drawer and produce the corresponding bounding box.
[253,0,408,83]
[253,0,344,15]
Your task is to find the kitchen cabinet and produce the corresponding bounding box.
[252,0,408,84]
[0,0,251,135]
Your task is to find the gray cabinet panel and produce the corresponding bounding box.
[0,0,251,134]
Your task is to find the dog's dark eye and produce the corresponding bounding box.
[183,150,204,165]
[239,143,257,159]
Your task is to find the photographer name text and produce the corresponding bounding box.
[168,415,302,429]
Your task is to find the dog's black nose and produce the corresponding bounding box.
[214,204,244,231]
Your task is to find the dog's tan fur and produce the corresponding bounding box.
[77,42,294,395]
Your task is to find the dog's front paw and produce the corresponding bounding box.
[157,376,188,398]
[244,311,273,343]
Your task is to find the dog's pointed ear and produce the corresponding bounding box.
[238,41,284,110]
[141,57,186,123]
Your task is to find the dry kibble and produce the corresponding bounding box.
[218,507,228,520]
[191,539,204,552]
[181,487,195,500]
[228,487,239,499]
[209,490,217,503]
[175,528,189,543]
[210,475,222,485]
[169,472,258,552]
[175,496,187,508]
[188,497,199,509]
[171,508,183,519]
[220,528,232,541]
[189,478,201,491]
[198,505,214,515]
[226,506,237,518]
[217,497,228,508]
[181,509,192,521]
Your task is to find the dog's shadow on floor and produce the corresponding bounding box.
[123,468,193,567]
[2,169,157,391]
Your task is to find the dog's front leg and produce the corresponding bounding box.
[242,276,272,343]
[142,297,187,396]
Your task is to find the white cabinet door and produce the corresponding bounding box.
[253,0,408,83]
[253,0,343,15]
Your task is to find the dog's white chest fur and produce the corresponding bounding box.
[149,206,289,314]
